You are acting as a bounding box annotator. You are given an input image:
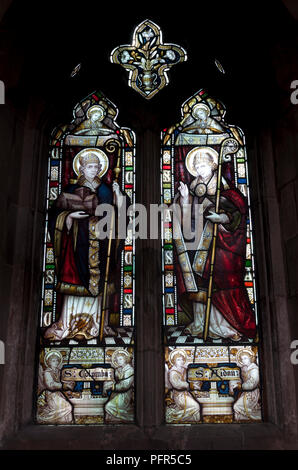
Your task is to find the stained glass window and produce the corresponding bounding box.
[36,91,136,425]
[161,89,262,424]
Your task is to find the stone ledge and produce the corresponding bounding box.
[0,422,294,450]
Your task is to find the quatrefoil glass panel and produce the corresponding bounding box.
[110,19,187,99]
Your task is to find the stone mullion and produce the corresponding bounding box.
[135,129,163,428]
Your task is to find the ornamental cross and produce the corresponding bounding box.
[110,19,187,99]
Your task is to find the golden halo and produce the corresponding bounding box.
[44,350,63,368]
[87,105,106,121]
[73,148,109,178]
[111,348,131,368]
[235,348,255,367]
[185,146,219,177]
[169,348,187,367]
[192,103,210,119]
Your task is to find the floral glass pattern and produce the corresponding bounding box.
[110,19,187,99]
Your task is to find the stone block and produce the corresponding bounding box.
[285,235,298,297]
[280,182,298,241]
[273,117,298,189]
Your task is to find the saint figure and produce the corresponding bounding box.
[175,146,256,340]
[44,149,124,341]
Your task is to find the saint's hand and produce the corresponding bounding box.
[112,181,124,209]
[112,181,121,195]
[206,210,229,224]
[69,211,89,219]
[66,211,89,231]
[178,181,189,199]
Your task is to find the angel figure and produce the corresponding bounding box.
[103,349,134,423]
[74,105,115,136]
[37,350,74,424]
[165,349,201,423]
[181,103,226,134]
[231,349,262,422]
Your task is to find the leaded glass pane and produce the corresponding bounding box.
[36,91,136,424]
[161,90,262,424]
[110,19,187,99]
